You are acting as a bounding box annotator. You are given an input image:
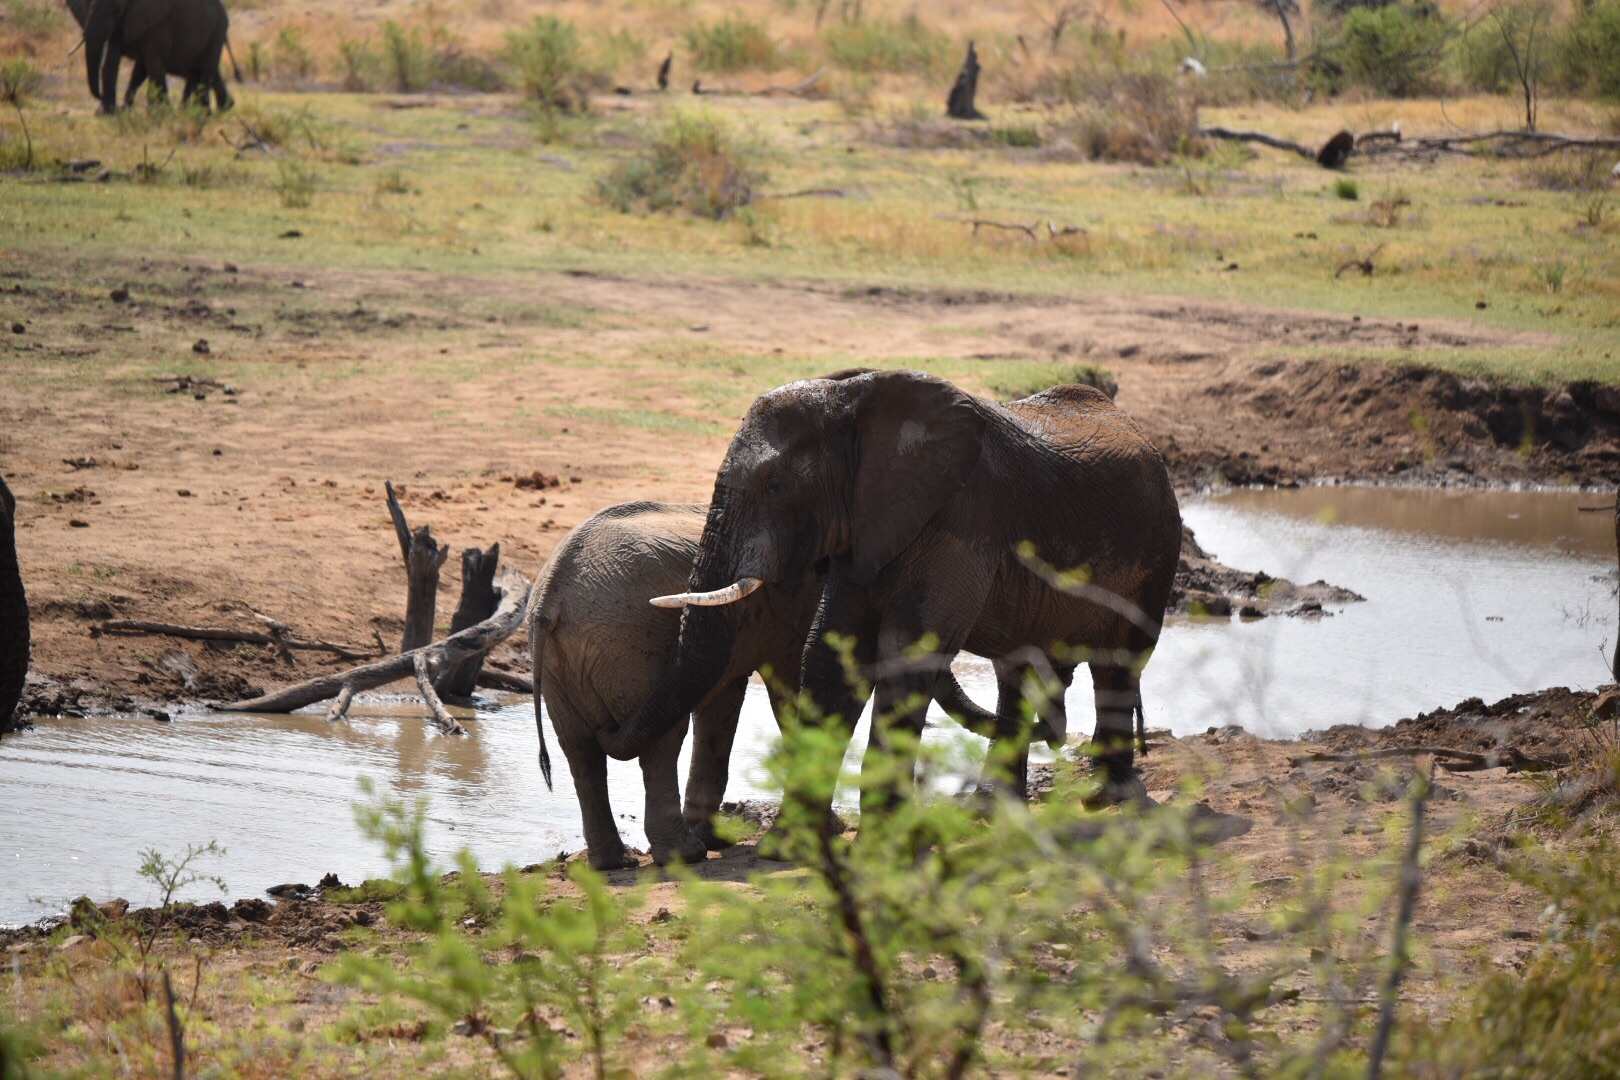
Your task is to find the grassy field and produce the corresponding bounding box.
[2,79,1617,384]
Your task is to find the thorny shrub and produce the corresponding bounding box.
[505,16,594,114]
[596,109,767,220]
[681,15,779,73]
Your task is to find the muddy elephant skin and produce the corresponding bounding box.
[0,477,29,735]
[597,371,1182,818]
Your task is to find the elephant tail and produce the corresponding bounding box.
[530,609,554,791]
[225,39,243,83]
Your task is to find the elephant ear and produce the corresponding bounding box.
[847,372,986,584]
[121,0,163,45]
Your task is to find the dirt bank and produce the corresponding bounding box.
[0,257,1604,719]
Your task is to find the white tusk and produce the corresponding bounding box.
[649,577,763,608]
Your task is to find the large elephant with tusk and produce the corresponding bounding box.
[0,476,28,735]
[596,370,1181,827]
[529,501,996,870]
[75,0,234,115]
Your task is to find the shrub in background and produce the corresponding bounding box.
[1049,73,1199,165]
[505,16,590,112]
[338,37,382,92]
[823,14,951,77]
[1318,5,1448,97]
[683,15,779,72]
[597,109,766,219]
[382,20,436,92]
[1561,0,1620,97]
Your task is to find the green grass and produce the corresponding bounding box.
[2,88,1617,384]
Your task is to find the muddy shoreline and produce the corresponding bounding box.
[2,683,1602,939]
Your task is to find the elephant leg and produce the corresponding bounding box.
[211,67,232,112]
[123,62,147,110]
[684,677,746,850]
[181,74,201,107]
[982,661,1032,801]
[99,49,122,114]
[641,715,705,866]
[859,670,936,820]
[1089,662,1148,806]
[553,711,636,871]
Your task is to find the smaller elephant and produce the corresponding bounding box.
[528,501,996,870]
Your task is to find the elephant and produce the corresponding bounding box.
[596,370,1182,825]
[528,500,997,870]
[78,0,233,115]
[0,476,28,736]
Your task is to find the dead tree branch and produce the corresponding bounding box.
[1196,125,1314,159]
[476,669,534,694]
[1367,768,1432,1080]
[93,620,376,660]
[1289,744,1560,772]
[219,570,531,716]
[1335,244,1385,279]
[414,651,466,735]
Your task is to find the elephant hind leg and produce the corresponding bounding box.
[552,704,635,871]
[1088,663,1149,806]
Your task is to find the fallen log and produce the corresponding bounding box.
[219,569,531,723]
[1196,125,1314,159]
[1289,745,1561,773]
[93,619,375,660]
[476,669,533,694]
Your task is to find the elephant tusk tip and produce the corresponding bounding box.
[648,595,685,608]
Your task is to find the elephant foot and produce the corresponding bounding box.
[586,845,640,872]
[1084,767,1153,810]
[651,829,709,868]
[687,818,732,852]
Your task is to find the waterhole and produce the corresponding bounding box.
[2,486,1613,925]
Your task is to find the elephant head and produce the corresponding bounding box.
[0,476,29,735]
[598,370,987,759]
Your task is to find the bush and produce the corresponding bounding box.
[1049,73,1199,165]
[0,0,63,47]
[505,16,590,112]
[1335,176,1361,199]
[273,25,315,81]
[1319,5,1449,97]
[381,20,435,92]
[683,16,779,73]
[274,157,317,208]
[1562,0,1620,97]
[337,37,381,92]
[823,14,951,77]
[597,109,766,220]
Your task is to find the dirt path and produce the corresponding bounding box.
[0,256,1607,713]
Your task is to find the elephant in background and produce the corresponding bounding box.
[77,0,233,114]
[0,477,28,736]
[528,501,996,870]
[597,371,1182,821]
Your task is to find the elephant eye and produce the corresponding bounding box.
[765,477,785,496]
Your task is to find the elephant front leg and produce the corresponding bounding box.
[98,50,122,114]
[684,678,747,850]
[982,662,1032,801]
[641,716,707,867]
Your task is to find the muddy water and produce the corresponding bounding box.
[2,487,1614,925]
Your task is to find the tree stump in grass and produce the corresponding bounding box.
[0,477,28,735]
[946,41,985,121]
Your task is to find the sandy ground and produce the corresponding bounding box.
[2,257,1606,716]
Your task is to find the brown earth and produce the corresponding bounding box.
[0,257,1606,716]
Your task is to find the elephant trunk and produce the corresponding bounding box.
[0,477,30,735]
[84,38,103,100]
[598,597,741,762]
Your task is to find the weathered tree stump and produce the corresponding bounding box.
[946,41,985,121]
[0,476,29,735]
[657,52,672,91]
[1317,130,1356,169]
[385,481,449,653]
[439,543,501,698]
